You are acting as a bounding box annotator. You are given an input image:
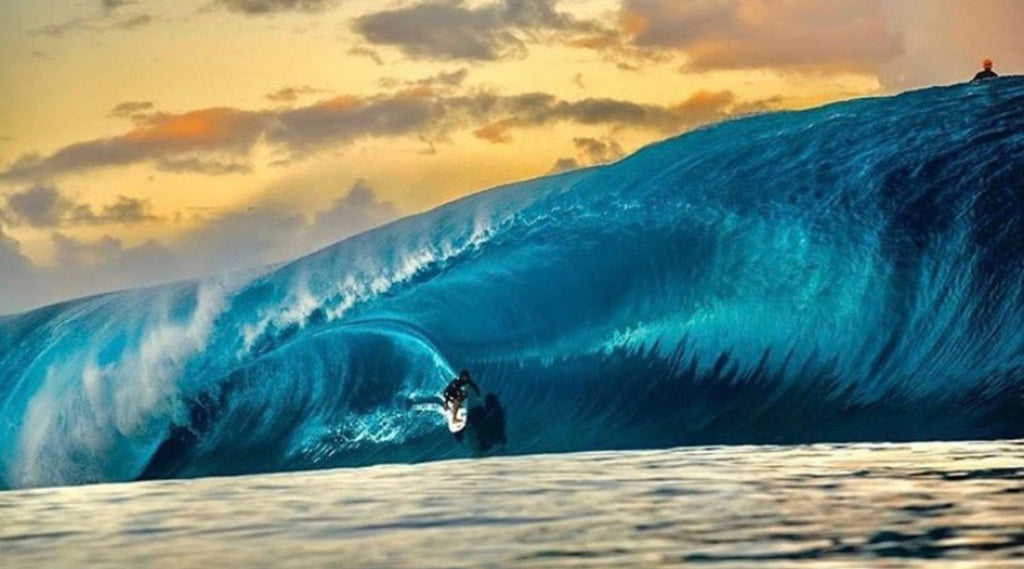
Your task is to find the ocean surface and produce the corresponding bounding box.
[2,441,1022,568]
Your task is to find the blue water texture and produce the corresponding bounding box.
[2,79,1022,490]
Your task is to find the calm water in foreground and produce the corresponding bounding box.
[2,441,1022,568]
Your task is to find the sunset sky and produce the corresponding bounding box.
[1,0,1021,313]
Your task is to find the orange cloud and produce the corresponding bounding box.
[672,90,734,114]
[318,95,360,110]
[1,87,761,181]
[123,108,258,148]
[570,35,620,50]
[397,85,436,99]
[474,120,515,144]
[622,0,902,72]
[265,86,322,104]
[620,10,648,37]
[0,107,266,181]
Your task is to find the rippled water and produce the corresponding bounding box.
[2,441,1022,568]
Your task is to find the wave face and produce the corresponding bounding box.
[2,79,1023,489]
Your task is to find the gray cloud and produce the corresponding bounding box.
[51,233,173,274]
[179,208,307,272]
[267,96,437,154]
[574,137,624,164]
[94,196,161,224]
[549,157,580,173]
[179,180,397,269]
[354,0,597,61]
[3,185,159,228]
[380,69,470,91]
[109,101,155,118]
[156,158,252,175]
[102,0,132,11]
[2,89,745,181]
[184,180,396,265]
[1,108,266,181]
[32,17,94,37]
[31,2,154,37]
[472,90,736,143]
[116,14,153,30]
[5,185,67,227]
[348,46,384,65]
[427,68,470,88]
[270,90,737,153]
[266,86,322,104]
[549,136,625,173]
[0,227,36,302]
[0,229,178,315]
[218,0,336,15]
[0,181,399,314]
[620,0,903,72]
[307,179,398,251]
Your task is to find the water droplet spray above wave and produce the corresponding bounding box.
[2,79,1023,489]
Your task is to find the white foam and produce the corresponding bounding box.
[13,282,228,488]
[240,216,503,356]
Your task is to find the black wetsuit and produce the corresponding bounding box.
[973,69,999,81]
[443,370,480,407]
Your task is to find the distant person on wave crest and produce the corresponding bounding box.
[973,59,999,81]
[443,369,480,423]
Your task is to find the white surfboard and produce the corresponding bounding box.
[445,402,468,433]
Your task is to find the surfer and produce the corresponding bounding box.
[972,59,999,81]
[443,369,480,421]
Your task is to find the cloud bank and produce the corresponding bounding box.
[354,0,600,61]
[31,0,153,36]
[620,0,903,72]
[550,136,626,172]
[1,87,754,182]
[218,0,337,16]
[3,185,158,228]
[0,181,398,314]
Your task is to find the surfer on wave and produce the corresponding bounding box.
[973,59,999,81]
[443,369,480,426]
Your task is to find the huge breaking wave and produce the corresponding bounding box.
[2,79,1023,489]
